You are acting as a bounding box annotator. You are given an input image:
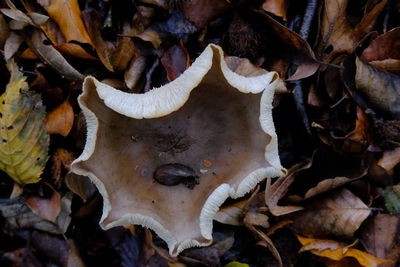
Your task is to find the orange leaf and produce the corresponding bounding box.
[296,235,392,267]
[46,100,74,136]
[39,0,93,46]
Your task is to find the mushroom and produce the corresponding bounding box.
[71,44,284,256]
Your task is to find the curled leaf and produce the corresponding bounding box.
[297,235,391,267]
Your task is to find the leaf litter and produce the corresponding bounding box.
[0,0,399,266]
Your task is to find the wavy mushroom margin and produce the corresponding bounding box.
[71,44,286,256]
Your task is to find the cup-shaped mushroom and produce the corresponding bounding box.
[71,44,284,256]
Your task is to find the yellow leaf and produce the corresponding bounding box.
[39,0,93,46]
[296,235,392,267]
[0,61,49,184]
[224,261,250,267]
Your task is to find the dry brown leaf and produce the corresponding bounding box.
[300,168,367,200]
[288,189,370,238]
[265,162,309,216]
[319,0,387,62]
[250,225,283,267]
[354,57,400,119]
[360,214,400,266]
[182,0,231,28]
[25,186,61,223]
[51,148,75,186]
[82,9,114,72]
[362,27,400,63]
[214,199,247,226]
[38,0,93,46]
[243,212,269,229]
[378,147,400,172]
[124,56,147,91]
[46,100,74,136]
[64,173,96,202]
[297,235,392,267]
[255,11,319,80]
[262,0,287,20]
[28,29,84,81]
[4,32,23,61]
[161,41,190,81]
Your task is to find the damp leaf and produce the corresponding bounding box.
[0,61,49,184]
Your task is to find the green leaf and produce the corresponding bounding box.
[0,60,49,184]
[383,185,400,214]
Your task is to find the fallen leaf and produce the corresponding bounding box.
[16,230,69,266]
[383,185,400,214]
[297,235,391,267]
[361,27,400,63]
[378,147,400,172]
[262,0,287,20]
[25,185,61,223]
[4,31,23,61]
[254,11,319,80]
[38,0,93,46]
[244,212,270,229]
[265,162,308,216]
[124,55,147,91]
[82,8,114,72]
[225,261,249,267]
[0,14,10,49]
[0,197,62,234]
[51,148,75,186]
[28,29,84,81]
[214,199,247,226]
[182,0,231,28]
[288,189,370,238]
[0,60,49,185]
[360,214,400,266]
[161,40,190,81]
[45,100,74,136]
[319,0,387,62]
[354,56,400,119]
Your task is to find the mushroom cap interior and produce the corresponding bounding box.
[72,45,284,256]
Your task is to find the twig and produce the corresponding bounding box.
[291,0,319,137]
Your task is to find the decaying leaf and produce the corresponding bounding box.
[0,61,49,185]
[51,148,75,186]
[319,0,387,62]
[4,32,23,61]
[160,41,190,81]
[297,235,391,267]
[354,57,400,119]
[360,214,400,266]
[182,0,231,28]
[383,185,400,214]
[25,185,61,223]
[0,197,62,234]
[45,100,74,136]
[361,27,400,73]
[265,162,308,216]
[378,147,400,172]
[28,29,84,81]
[287,189,370,238]
[214,199,247,226]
